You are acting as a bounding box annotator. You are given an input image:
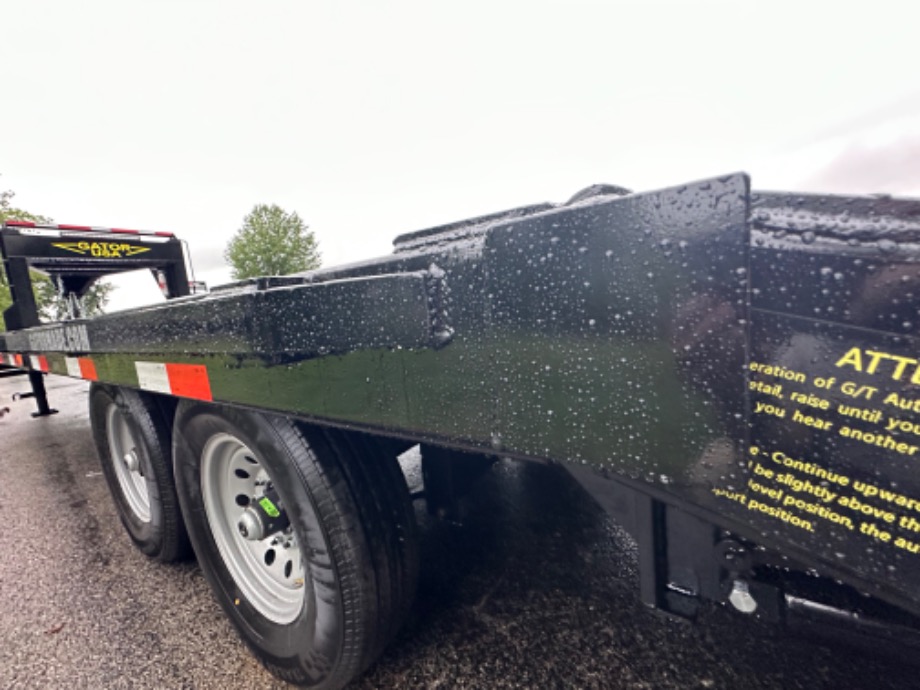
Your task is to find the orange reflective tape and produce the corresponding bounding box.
[38,355,50,373]
[165,363,212,401]
[13,354,24,368]
[78,358,98,381]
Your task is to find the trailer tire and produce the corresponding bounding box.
[172,401,418,689]
[89,384,190,562]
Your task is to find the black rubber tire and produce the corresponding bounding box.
[89,384,190,562]
[172,401,419,689]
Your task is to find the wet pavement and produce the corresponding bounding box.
[1,374,918,689]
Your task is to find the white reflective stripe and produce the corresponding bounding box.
[64,357,82,378]
[11,222,175,239]
[135,361,171,394]
[19,228,62,238]
[68,225,165,236]
[132,235,171,244]
[29,355,41,369]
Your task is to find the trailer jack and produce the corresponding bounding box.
[18,372,57,418]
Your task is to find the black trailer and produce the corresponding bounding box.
[3,173,920,688]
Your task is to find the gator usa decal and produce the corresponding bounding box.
[52,241,151,258]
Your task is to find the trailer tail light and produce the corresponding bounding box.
[155,270,169,297]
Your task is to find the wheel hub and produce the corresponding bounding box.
[123,450,140,473]
[105,404,151,522]
[200,433,307,625]
[237,487,290,541]
[237,508,263,540]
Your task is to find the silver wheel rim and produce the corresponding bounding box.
[200,433,306,625]
[106,404,152,522]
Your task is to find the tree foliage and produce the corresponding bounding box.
[224,204,321,280]
[0,184,112,329]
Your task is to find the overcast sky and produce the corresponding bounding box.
[2,0,919,311]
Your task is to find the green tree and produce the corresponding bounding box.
[224,204,321,280]
[0,185,112,329]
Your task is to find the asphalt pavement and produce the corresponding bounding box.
[1,374,918,689]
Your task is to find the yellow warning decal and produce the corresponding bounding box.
[52,241,151,258]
